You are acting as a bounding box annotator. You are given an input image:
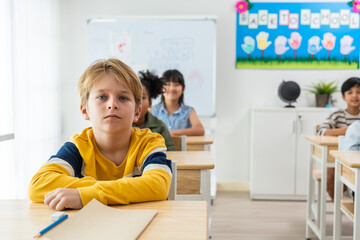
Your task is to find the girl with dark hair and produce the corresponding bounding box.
[152,69,205,136]
[133,70,176,151]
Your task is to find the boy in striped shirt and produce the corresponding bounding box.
[28,58,172,210]
[318,77,360,136]
[317,77,360,201]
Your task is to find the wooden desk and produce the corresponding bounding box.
[306,135,338,163]
[0,200,208,240]
[331,150,360,240]
[167,151,214,198]
[305,135,338,240]
[186,135,214,151]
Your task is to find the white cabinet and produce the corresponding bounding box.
[250,108,332,200]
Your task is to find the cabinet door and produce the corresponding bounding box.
[295,111,332,196]
[251,110,296,197]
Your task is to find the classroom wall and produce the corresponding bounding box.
[60,0,357,187]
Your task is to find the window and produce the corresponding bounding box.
[0,0,61,199]
[0,0,15,198]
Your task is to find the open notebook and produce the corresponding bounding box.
[45,199,158,240]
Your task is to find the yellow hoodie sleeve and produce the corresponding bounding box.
[28,162,97,203]
[29,128,172,206]
[78,167,172,206]
[29,157,172,206]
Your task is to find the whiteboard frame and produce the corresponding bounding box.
[87,15,217,23]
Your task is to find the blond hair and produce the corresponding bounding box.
[78,58,142,110]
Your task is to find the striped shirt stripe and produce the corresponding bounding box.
[318,109,360,135]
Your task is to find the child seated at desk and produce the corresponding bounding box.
[28,58,172,210]
[317,77,360,136]
[133,70,176,151]
[151,69,205,136]
[317,77,360,201]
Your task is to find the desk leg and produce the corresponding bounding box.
[333,160,342,240]
[306,143,315,239]
[319,146,328,240]
[354,170,360,240]
[201,169,211,236]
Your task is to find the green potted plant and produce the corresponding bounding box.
[305,80,339,107]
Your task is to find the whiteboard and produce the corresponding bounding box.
[87,16,216,116]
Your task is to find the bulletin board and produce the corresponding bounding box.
[235,1,360,69]
[87,17,217,117]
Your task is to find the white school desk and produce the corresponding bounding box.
[186,135,214,151]
[166,151,214,202]
[305,135,338,240]
[1,200,208,240]
[331,150,360,240]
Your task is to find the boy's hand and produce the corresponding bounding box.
[44,188,83,210]
[324,127,348,136]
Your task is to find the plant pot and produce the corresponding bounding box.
[316,94,329,107]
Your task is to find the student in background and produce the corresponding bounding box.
[317,77,360,136]
[28,58,172,210]
[133,70,176,151]
[152,69,205,136]
[317,77,360,201]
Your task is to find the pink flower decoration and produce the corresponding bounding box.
[235,1,248,13]
[353,0,360,13]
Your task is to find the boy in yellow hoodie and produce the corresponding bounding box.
[28,58,172,210]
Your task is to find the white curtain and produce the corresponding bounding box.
[0,0,15,198]
[0,0,61,198]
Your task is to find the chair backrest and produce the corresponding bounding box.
[167,161,177,200]
[171,135,187,151]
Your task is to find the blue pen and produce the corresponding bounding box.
[33,214,68,238]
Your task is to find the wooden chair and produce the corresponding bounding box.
[167,161,177,200]
[172,135,187,151]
